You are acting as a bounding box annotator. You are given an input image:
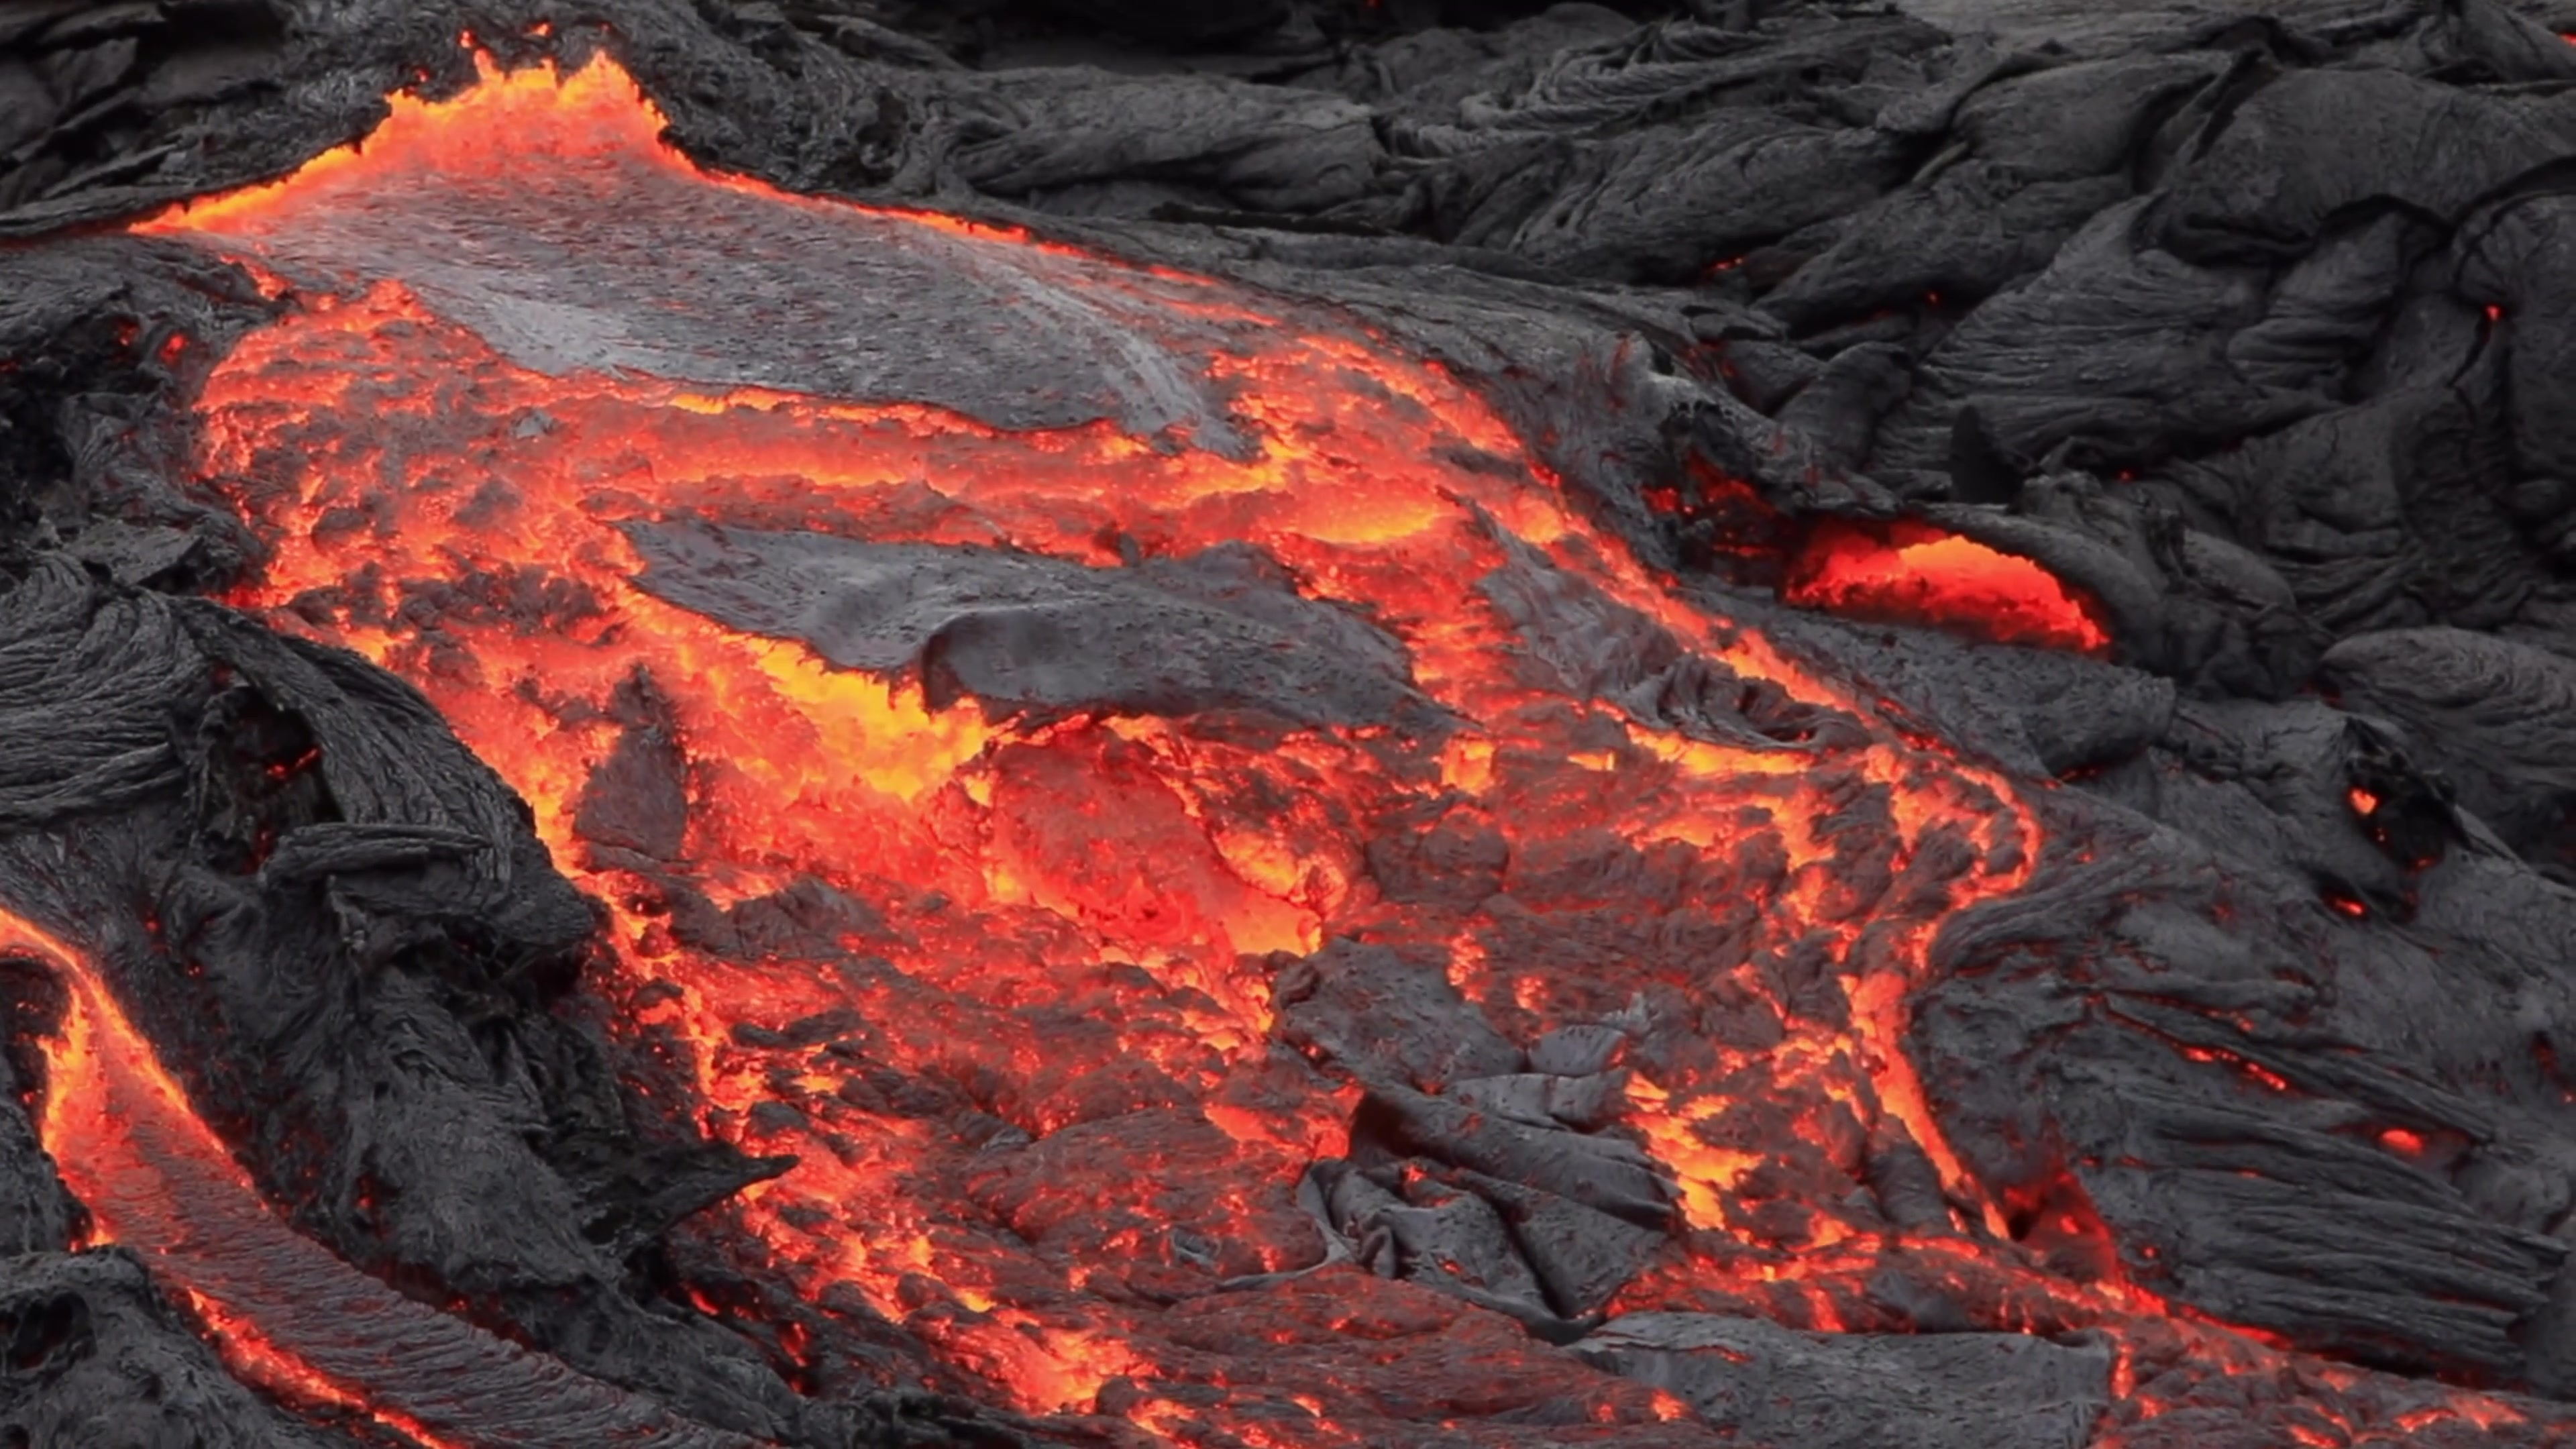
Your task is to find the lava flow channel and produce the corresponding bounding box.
[0,905,760,1449]
[70,42,2356,1448]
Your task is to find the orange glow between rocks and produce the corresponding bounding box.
[0,39,2483,1449]
[1783,517,2113,656]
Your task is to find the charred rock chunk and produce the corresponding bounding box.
[573,671,692,863]
[1507,121,1915,284]
[2224,211,2431,398]
[1948,54,2226,183]
[1775,341,1912,469]
[1578,1311,2112,1449]
[1454,1168,1662,1320]
[0,1252,345,1449]
[1917,787,2576,1382]
[945,68,1376,214]
[1352,1081,1672,1229]
[1448,1071,1621,1132]
[1526,1023,1623,1077]
[1763,168,2130,333]
[626,521,1428,729]
[1311,1155,1662,1336]
[1872,197,2314,480]
[2014,656,2175,777]
[1275,940,1523,1092]
[2086,1155,2560,1379]
[1455,13,1945,139]
[1712,337,1821,413]
[1299,998,1668,1328]
[1319,1163,1554,1324]
[0,557,195,826]
[2320,627,2576,880]
[1362,800,1512,910]
[1478,523,1848,749]
[2164,386,2514,637]
[2153,69,2576,263]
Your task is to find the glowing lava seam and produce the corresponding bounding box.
[1,906,763,1448]
[1784,519,2112,657]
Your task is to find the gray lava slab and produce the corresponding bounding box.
[1578,1311,2112,1449]
[624,518,1427,728]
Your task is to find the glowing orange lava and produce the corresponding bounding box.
[0,39,2487,1449]
[1782,517,2113,656]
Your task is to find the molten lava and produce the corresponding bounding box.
[0,38,2502,1449]
[1783,518,2113,656]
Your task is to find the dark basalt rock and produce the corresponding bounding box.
[1579,1311,2114,1449]
[0,1251,356,1449]
[1277,940,1524,1092]
[2318,627,2576,879]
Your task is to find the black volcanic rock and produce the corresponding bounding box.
[1580,1312,2113,1449]
[0,1251,356,1449]
[2318,627,2576,877]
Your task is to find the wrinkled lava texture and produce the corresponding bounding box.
[15,1,2576,1448]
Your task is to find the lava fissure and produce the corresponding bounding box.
[1,905,765,1449]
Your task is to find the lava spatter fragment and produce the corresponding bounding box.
[62,38,2505,1449]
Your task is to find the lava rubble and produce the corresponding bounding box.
[10,1,2576,1447]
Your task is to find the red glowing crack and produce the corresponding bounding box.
[1783,518,2112,657]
